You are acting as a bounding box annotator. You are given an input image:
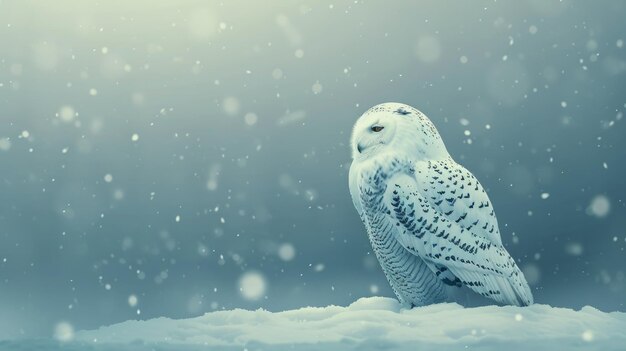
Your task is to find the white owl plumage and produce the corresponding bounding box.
[349,102,533,307]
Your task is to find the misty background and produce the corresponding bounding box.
[0,0,625,340]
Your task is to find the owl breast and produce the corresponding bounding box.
[355,161,446,307]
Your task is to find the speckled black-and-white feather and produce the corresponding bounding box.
[349,102,533,307]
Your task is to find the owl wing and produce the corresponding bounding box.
[414,159,502,245]
[385,172,533,306]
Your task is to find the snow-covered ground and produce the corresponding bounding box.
[3,297,626,350]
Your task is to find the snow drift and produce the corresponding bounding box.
[4,297,626,350]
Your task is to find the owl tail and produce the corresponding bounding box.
[498,259,534,306]
[447,249,534,307]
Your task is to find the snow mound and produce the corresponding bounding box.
[8,297,626,350]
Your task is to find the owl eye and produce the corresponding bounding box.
[371,125,384,132]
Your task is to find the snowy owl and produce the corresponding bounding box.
[349,103,533,307]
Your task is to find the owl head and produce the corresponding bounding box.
[350,102,448,161]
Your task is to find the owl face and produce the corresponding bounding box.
[351,103,449,161]
[350,109,398,159]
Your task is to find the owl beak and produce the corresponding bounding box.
[357,143,365,153]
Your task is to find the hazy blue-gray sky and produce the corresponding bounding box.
[0,0,625,339]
